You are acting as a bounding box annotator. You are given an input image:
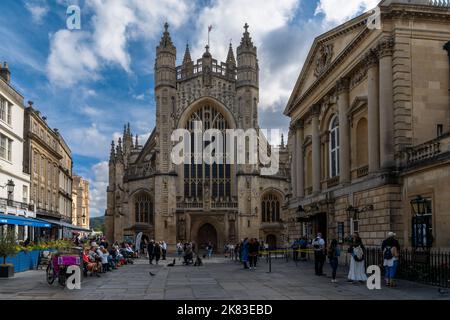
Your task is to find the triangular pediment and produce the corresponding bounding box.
[285,11,372,115]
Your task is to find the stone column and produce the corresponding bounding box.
[366,50,380,173]
[311,105,321,194]
[336,77,350,184]
[290,126,297,198]
[378,38,395,169]
[295,121,305,198]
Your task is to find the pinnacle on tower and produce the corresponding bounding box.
[135,134,139,148]
[226,42,236,65]
[281,134,285,148]
[155,22,176,88]
[116,137,123,160]
[109,140,116,163]
[157,22,176,53]
[183,43,192,64]
[203,44,212,58]
[237,23,256,56]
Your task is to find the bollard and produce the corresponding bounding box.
[269,252,272,273]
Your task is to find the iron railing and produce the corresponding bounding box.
[365,247,450,288]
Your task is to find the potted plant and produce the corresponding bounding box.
[0,230,19,278]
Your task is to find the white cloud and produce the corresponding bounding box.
[191,0,299,62]
[66,123,110,158]
[134,94,145,101]
[25,0,49,24]
[315,0,380,24]
[85,161,109,217]
[187,0,302,116]
[46,0,192,86]
[47,30,99,87]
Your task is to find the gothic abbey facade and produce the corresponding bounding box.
[105,24,290,251]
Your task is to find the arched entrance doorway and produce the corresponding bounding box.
[197,223,218,252]
[266,234,277,250]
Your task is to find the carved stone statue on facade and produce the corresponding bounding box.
[314,43,333,77]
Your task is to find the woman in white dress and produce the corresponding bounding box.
[348,235,368,283]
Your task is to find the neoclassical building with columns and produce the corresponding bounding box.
[105,24,290,250]
[285,0,450,247]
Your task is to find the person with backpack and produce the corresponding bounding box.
[347,233,367,283]
[328,239,341,283]
[382,232,400,287]
[299,236,308,261]
[312,233,326,276]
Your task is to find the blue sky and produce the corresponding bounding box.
[0,0,379,217]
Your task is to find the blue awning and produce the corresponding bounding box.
[0,214,51,228]
[37,218,91,232]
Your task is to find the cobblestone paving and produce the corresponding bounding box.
[1,256,449,300]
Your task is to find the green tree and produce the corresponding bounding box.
[0,229,19,265]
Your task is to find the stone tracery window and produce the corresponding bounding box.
[261,193,280,223]
[329,115,340,178]
[184,104,231,200]
[134,192,153,224]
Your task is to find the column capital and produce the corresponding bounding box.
[363,49,379,68]
[309,104,321,117]
[289,119,303,131]
[377,36,395,58]
[336,77,350,95]
[293,119,304,130]
[444,41,450,56]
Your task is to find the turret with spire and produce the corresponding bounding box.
[237,23,259,89]
[236,23,259,132]
[155,23,177,173]
[155,22,176,89]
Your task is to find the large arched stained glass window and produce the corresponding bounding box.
[261,193,280,223]
[184,104,231,200]
[135,193,153,224]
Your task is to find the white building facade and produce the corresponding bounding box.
[0,62,35,241]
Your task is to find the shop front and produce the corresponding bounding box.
[0,213,51,241]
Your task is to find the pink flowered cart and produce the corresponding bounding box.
[46,248,82,287]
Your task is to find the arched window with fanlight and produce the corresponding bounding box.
[134,193,153,224]
[329,115,340,178]
[184,104,231,201]
[261,193,281,223]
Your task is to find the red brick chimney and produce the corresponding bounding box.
[0,62,11,83]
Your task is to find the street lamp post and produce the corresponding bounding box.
[0,180,15,206]
[410,195,432,248]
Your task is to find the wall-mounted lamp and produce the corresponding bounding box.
[346,204,373,220]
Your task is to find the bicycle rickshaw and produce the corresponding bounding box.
[46,247,83,287]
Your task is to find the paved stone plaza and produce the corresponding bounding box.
[0,256,449,300]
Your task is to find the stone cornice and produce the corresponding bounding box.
[381,3,450,22]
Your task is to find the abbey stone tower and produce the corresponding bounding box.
[105,23,290,251]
